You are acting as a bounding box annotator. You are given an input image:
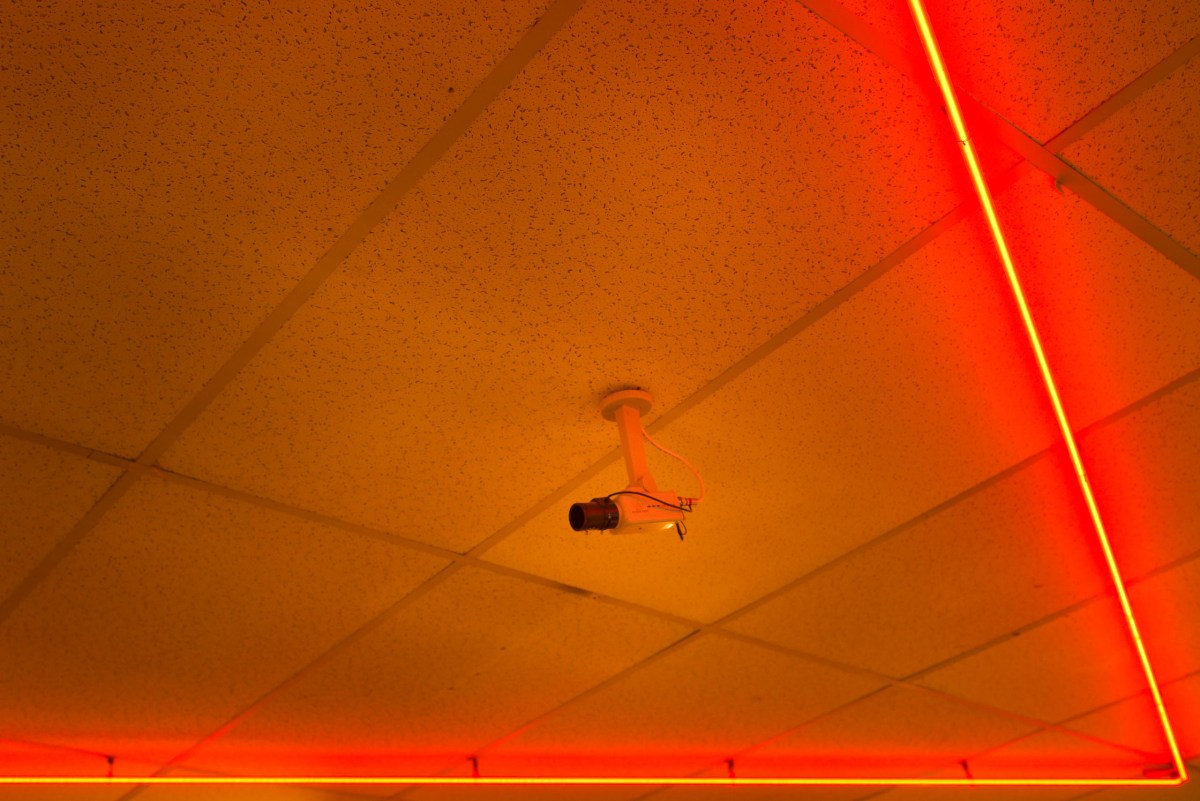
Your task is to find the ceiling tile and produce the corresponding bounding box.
[726,449,1111,677]
[1125,557,1200,686]
[0,434,121,601]
[877,787,1083,801]
[482,633,881,778]
[180,567,689,779]
[0,787,134,801]
[1063,56,1200,256]
[0,0,549,455]
[405,786,649,801]
[988,171,1200,429]
[1061,671,1200,762]
[158,0,970,552]
[842,0,1200,141]
[0,736,160,787]
[916,598,1149,724]
[1078,376,1200,578]
[652,764,870,801]
[737,685,1036,778]
[0,477,448,764]
[958,729,1149,780]
[134,781,373,801]
[1083,778,1200,801]
[482,209,1065,622]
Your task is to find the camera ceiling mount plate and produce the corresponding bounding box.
[600,389,653,421]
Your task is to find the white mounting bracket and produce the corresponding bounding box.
[599,389,657,492]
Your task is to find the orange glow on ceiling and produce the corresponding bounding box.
[4,2,1188,791]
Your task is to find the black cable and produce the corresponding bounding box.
[604,490,692,512]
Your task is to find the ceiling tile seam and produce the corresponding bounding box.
[797,0,1200,280]
[713,720,1047,787]
[466,630,707,758]
[129,0,586,472]
[1045,32,1200,153]
[0,420,130,469]
[0,735,117,766]
[705,447,1051,632]
[0,0,584,643]
[709,626,1157,761]
[134,561,468,785]
[0,470,140,629]
[1055,667,1200,745]
[988,116,1200,283]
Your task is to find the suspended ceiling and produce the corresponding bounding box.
[2,1,1199,800]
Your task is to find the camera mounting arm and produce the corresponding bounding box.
[601,389,657,492]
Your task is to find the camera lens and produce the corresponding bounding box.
[568,498,620,531]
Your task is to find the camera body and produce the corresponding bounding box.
[569,490,685,535]
[567,389,697,539]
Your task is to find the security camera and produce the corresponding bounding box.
[568,389,703,539]
[569,490,686,535]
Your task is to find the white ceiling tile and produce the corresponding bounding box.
[917,598,1150,724]
[957,729,1149,780]
[0,434,121,601]
[181,567,689,779]
[0,0,550,454]
[1061,671,1199,763]
[988,172,1200,430]
[726,449,1112,677]
[157,0,969,552]
[738,685,1036,779]
[483,633,881,778]
[0,477,448,764]
[1078,377,1200,579]
[1064,57,1200,256]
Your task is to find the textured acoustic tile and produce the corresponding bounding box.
[727,449,1111,677]
[957,730,1149,780]
[1078,376,1200,579]
[0,434,121,601]
[876,783,1085,801]
[988,171,1200,430]
[483,208,1062,622]
[0,0,549,455]
[0,788,135,801]
[0,736,160,793]
[1083,778,1200,801]
[160,0,969,552]
[483,634,881,778]
[1125,557,1200,687]
[842,0,1200,141]
[652,766,870,801]
[134,782,372,801]
[917,598,1149,725]
[737,685,1035,779]
[181,567,689,779]
[0,477,447,764]
[1060,671,1200,762]
[1064,56,1200,256]
[406,786,649,801]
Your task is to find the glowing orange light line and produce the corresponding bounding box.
[907,0,1187,784]
[0,776,1186,787]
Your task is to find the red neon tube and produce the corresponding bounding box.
[906,0,1187,785]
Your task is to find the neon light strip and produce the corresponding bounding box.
[5,7,1186,792]
[907,0,1187,784]
[0,776,1187,787]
